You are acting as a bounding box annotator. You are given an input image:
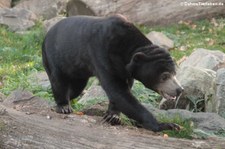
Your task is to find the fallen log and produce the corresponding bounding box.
[0,99,225,149]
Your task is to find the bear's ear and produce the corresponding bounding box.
[126,52,148,77]
[132,52,148,63]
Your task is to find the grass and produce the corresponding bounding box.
[132,81,161,107]
[138,17,225,60]
[0,120,4,131]
[0,23,46,96]
[157,115,194,139]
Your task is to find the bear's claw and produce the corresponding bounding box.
[101,112,121,125]
[55,105,73,114]
[159,122,181,131]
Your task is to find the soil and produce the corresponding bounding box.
[0,95,225,149]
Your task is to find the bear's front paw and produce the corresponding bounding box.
[101,112,121,125]
[55,105,73,114]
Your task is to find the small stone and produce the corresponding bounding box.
[146,31,174,50]
[28,72,50,90]
[43,16,66,33]
[61,115,68,119]
[179,46,187,51]
[46,115,51,119]
[80,119,88,123]
[163,134,169,138]
[0,108,6,115]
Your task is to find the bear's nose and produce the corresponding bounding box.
[176,87,184,96]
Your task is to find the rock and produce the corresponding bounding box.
[67,0,95,16]
[180,48,225,71]
[160,66,216,112]
[215,68,225,118]
[160,48,225,111]
[0,108,6,115]
[82,101,108,116]
[146,31,174,50]
[15,0,68,20]
[0,0,11,8]
[78,84,107,105]
[69,0,225,26]
[178,66,216,112]
[43,16,66,33]
[3,90,35,105]
[3,90,52,114]
[144,104,225,134]
[0,8,37,31]
[166,109,225,134]
[28,72,50,89]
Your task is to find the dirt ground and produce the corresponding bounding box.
[0,95,225,149]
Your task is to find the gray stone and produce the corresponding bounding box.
[180,48,225,71]
[15,0,68,20]
[43,16,66,33]
[178,66,216,112]
[215,68,225,118]
[146,31,174,50]
[160,66,216,112]
[0,8,37,31]
[3,90,53,113]
[144,104,225,134]
[67,0,95,16]
[78,84,107,105]
[77,0,225,26]
[3,89,34,105]
[166,109,225,133]
[28,72,50,90]
[160,48,225,112]
[0,0,11,8]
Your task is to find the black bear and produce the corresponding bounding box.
[42,15,183,132]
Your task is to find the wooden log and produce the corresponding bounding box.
[1,104,225,149]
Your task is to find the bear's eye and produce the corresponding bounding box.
[161,73,170,82]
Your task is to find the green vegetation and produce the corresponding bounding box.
[132,81,161,107]
[0,120,4,131]
[0,24,49,97]
[157,115,194,139]
[214,129,225,137]
[0,17,224,139]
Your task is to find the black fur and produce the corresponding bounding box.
[42,15,179,132]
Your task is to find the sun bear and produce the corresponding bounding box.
[42,15,183,132]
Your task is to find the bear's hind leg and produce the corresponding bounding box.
[50,74,73,114]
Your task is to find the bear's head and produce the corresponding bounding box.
[126,45,183,100]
